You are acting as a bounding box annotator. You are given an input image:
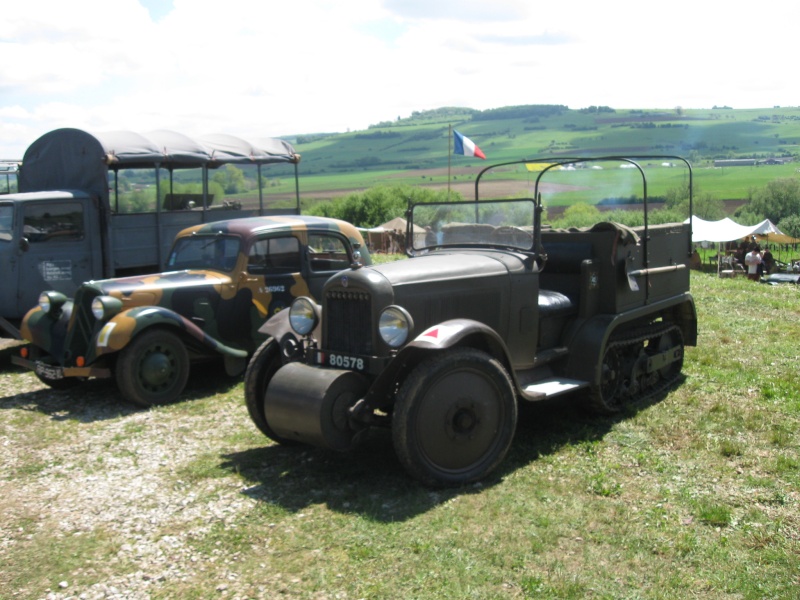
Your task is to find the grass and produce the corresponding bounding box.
[1,272,799,598]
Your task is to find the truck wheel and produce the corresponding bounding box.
[243,337,296,445]
[392,348,518,487]
[116,329,190,407]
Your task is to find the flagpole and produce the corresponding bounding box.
[447,124,452,200]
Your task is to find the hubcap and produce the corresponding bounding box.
[416,370,503,471]
[449,404,479,437]
[141,349,173,388]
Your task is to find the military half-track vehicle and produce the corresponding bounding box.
[13,215,369,406]
[244,156,698,486]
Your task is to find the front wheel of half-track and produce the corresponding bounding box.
[392,348,518,487]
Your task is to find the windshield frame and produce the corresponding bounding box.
[408,197,536,254]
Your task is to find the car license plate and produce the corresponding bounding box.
[323,353,365,371]
[35,362,64,380]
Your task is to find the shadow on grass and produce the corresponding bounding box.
[220,379,681,522]
[0,359,242,423]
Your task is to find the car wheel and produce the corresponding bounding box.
[392,347,518,487]
[116,329,190,407]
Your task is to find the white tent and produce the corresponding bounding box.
[688,216,761,243]
[687,217,798,244]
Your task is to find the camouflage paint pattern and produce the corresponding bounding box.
[16,215,369,378]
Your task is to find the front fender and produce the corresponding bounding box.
[405,319,510,356]
[361,319,513,411]
[93,306,247,360]
[20,303,74,358]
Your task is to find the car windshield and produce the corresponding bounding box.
[410,198,535,252]
[167,234,241,271]
[0,204,12,242]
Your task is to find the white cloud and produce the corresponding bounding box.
[1,0,798,158]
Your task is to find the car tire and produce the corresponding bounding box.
[116,329,190,407]
[392,347,518,487]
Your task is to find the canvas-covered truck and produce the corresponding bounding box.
[0,128,301,337]
[13,215,370,406]
[243,155,698,486]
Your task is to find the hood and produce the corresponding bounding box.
[333,250,528,339]
[84,270,232,308]
[369,250,520,286]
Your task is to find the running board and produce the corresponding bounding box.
[520,378,589,401]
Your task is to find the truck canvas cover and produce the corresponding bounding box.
[19,128,300,201]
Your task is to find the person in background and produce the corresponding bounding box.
[762,246,774,274]
[744,244,762,281]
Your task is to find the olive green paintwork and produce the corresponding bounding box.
[16,215,369,379]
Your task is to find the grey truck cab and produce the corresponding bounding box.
[244,156,698,486]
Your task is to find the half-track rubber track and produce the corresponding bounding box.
[589,321,684,413]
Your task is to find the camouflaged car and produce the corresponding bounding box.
[13,215,370,407]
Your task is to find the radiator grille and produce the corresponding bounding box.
[64,287,102,362]
[325,290,373,355]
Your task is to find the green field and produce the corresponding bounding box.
[105,105,800,213]
[277,105,800,207]
[2,271,798,599]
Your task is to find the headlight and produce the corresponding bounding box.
[289,297,319,336]
[38,291,68,316]
[91,296,123,321]
[378,305,413,348]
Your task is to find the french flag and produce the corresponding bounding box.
[453,129,486,159]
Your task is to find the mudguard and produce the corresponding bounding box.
[361,318,513,411]
[19,304,73,357]
[93,305,247,360]
[405,318,510,356]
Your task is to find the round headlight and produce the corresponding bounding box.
[378,305,413,348]
[289,297,319,336]
[38,291,67,315]
[91,296,123,321]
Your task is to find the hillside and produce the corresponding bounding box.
[287,105,800,202]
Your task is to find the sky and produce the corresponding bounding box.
[2,0,798,159]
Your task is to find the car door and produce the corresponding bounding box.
[15,198,97,318]
[244,233,308,324]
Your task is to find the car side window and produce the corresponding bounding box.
[248,236,302,275]
[22,203,84,243]
[308,233,351,272]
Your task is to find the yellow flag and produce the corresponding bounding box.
[525,162,555,172]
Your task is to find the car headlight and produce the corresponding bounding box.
[378,305,413,348]
[289,297,319,336]
[38,291,68,316]
[91,296,123,321]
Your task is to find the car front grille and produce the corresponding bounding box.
[325,289,373,355]
[64,287,102,363]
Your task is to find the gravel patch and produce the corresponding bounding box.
[0,363,262,599]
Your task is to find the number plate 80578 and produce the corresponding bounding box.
[327,354,365,371]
